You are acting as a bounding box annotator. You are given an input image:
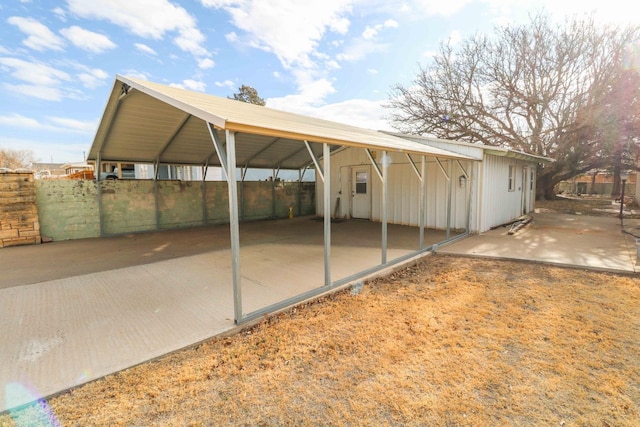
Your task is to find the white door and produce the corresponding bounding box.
[352,167,371,219]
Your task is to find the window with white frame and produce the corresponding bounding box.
[508,165,516,191]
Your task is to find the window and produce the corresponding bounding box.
[530,169,535,191]
[508,165,515,191]
[355,171,368,194]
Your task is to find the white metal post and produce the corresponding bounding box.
[381,150,388,264]
[323,143,331,286]
[207,123,243,323]
[446,159,453,240]
[226,131,242,323]
[420,156,426,249]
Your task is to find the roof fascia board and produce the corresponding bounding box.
[226,122,473,160]
[89,81,135,159]
[387,131,552,163]
[484,148,551,163]
[117,74,227,129]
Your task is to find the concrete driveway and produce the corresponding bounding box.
[2,211,636,415]
[1,217,453,413]
[440,212,640,273]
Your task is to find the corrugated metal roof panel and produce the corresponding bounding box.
[88,76,474,169]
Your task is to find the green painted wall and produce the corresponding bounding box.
[35,179,100,240]
[101,180,157,235]
[35,179,315,241]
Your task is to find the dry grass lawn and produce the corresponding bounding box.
[2,255,639,426]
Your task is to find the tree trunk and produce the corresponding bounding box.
[589,170,597,194]
[611,165,621,197]
[536,172,558,200]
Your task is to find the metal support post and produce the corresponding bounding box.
[323,143,331,286]
[420,156,426,249]
[226,131,242,323]
[208,123,243,323]
[446,159,453,240]
[381,151,388,264]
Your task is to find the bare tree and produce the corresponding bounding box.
[387,14,640,199]
[229,85,266,106]
[0,148,37,169]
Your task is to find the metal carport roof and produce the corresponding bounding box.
[87,75,476,325]
[87,75,473,169]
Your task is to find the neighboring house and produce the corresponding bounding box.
[557,170,636,196]
[94,161,205,180]
[31,162,66,179]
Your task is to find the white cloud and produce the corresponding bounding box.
[202,0,353,69]
[225,32,239,43]
[267,77,336,110]
[77,68,109,89]
[122,69,149,80]
[362,19,398,40]
[267,96,391,131]
[3,84,64,101]
[0,113,40,128]
[60,26,117,53]
[52,7,67,21]
[411,0,473,17]
[47,117,98,133]
[367,68,378,74]
[383,19,398,28]
[0,57,70,86]
[198,58,215,69]
[66,0,209,58]
[215,80,235,88]
[170,79,206,91]
[7,16,65,51]
[0,113,96,133]
[337,18,398,62]
[135,43,157,55]
[336,37,390,62]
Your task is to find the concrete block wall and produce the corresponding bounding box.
[35,179,316,241]
[35,179,100,240]
[0,172,41,248]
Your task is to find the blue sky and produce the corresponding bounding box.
[0,0,637,164]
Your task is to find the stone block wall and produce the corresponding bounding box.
[0,172,41,248]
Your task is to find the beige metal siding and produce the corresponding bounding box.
[480,154,530,231]
[317,148,472,230]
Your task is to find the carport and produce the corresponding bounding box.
[88,75,474,324]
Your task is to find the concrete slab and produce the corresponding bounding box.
[1,217,458,413]
[440,212,639,273]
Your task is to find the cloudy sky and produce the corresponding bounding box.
[0,0,637,163]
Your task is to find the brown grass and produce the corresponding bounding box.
[2,255,639,426]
